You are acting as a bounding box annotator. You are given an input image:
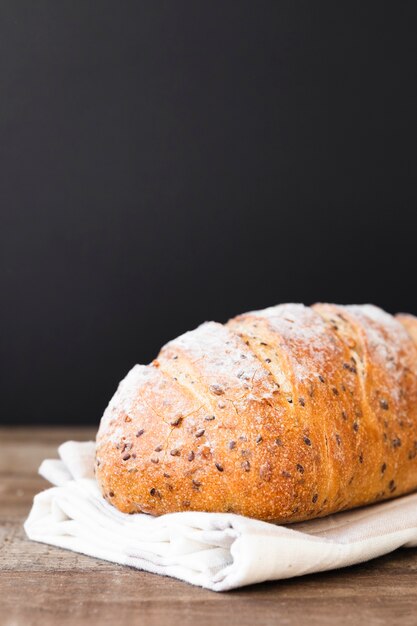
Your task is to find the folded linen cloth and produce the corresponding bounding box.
[24,441,417,591]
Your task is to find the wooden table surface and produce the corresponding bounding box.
[1,427,417,626]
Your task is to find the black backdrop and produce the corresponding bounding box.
[2,2,417,426]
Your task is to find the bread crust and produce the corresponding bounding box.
[95,304,417,522]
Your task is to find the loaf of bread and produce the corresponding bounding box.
[95,303,417,522]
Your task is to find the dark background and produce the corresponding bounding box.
[1,2,417,426]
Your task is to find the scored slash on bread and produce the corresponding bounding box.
[95,303,417,522]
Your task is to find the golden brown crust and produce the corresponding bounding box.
[95,304,417,522]
[397,313,417,346]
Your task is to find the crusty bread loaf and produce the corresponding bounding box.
[95,303,417,522]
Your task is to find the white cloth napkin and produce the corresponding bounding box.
[24,441,417,591]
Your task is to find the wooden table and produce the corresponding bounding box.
[1,428,417,626]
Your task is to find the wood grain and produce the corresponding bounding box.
[1,427,417,626]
